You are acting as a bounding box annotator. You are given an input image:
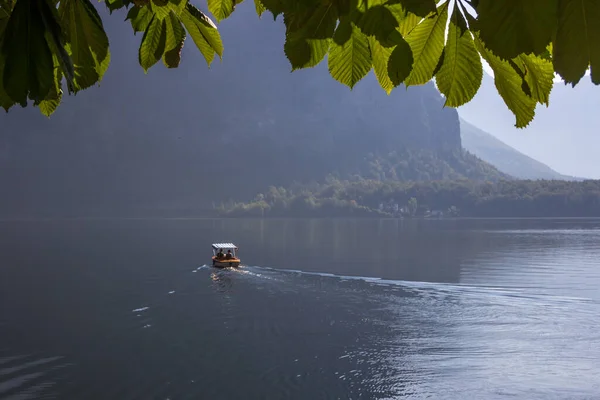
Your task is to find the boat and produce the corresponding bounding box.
[211,243,241,268]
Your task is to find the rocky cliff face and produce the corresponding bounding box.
[0,3,501,217]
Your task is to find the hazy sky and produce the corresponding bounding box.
[458,71,600,179]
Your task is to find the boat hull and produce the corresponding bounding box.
[212,257,241,268]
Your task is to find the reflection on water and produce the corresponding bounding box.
[211,270,234,293]
[0,353,71,400]
[0,218,599,399]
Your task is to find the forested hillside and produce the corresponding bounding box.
[222,179,600,218]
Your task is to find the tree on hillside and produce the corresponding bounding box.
[0,0,596,127]
[407,196,418,216]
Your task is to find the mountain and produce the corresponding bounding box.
[0,3,506,217]
[458,73,599,179]
[459,118,582,181]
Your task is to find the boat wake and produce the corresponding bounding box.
[128,262,596,329]
[192,265,209,272]
[243,265,596,306]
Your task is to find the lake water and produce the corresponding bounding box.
[1,218,599,399]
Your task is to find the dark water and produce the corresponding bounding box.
[1,218,599,399]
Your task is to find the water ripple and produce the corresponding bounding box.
[0,353,71,400]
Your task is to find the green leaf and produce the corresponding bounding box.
[38,58,63,116]
[286,3,337,40]
[354,5,398,43]
[432,47,444,76]
[38,92,62,115]
[370,37,394,94]
[0,12,11,110]
[0,0,13,19]
[149,0,171,19]
[254,0,266,17]
[513,53,554,106]
[284,37,311,69]
[328,21,371,88]
[467,0,479,9]
[1,0,54,105]
[180,3,223,65]
[139,15,167,72]
[475,37,536,128]
[59,0,111,90]
[207,0,233,22]
[284,37,330,70]
[39,0,76,93]
[435,6,482,107]
[306,38,331,67]
[0,0,13,7]
[553,0,600,85]
[332,15,352,45]
[0,52,15,112]
[404,2,447,86]
[167,0,187,15]
[333,0,356,16]
[397,12,421,37]
[386,35,413,87]
[105,0,125,13]
[282,2,336,69]
[385,3,422,37]
[540,43,553,61]
[126,6,153,33]
[97,45,111,78]
[477,0,558,60]
[258,0,285,19]
[163,11,186,68]
[387,0,435,18]
[506,58,531,98]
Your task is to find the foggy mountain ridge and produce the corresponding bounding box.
[459,118,584,181]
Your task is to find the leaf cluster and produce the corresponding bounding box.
[0,0,222,116]
[263,0,561,128]
[0,0,598,127]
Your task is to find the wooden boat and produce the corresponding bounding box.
[211,243,241,268]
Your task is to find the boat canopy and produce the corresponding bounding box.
[212,243,238,250]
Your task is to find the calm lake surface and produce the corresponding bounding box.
[1,218,599,399]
